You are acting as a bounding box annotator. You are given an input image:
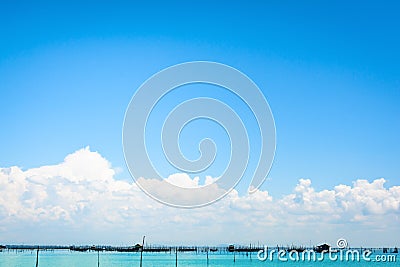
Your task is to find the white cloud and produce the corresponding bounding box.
[165,173,200,188]
[0,147,399,246]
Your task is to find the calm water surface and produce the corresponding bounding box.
[0,250,398,266]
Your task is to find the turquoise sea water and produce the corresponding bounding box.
[0,250,398,267]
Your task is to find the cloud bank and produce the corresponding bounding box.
[0,147,399,246]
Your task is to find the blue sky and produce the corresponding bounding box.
[0,1,399,245]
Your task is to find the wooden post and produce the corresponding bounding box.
[140,236,145,267]
[35,247,39,267]
[175,247,178,267]
[97,250,99,267]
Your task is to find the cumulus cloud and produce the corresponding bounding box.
[0,147,399,246]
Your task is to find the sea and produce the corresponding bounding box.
[0,249,398,266]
